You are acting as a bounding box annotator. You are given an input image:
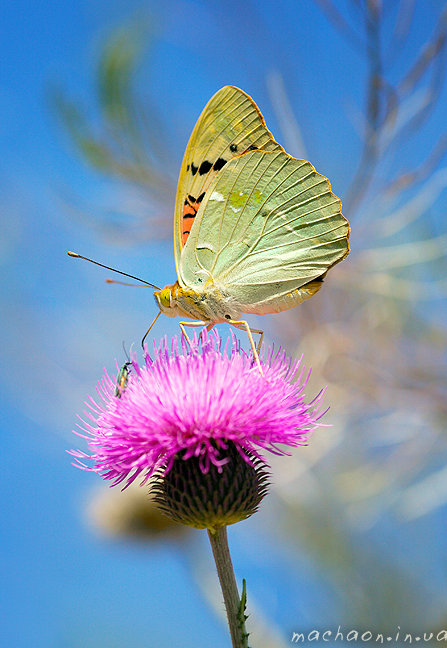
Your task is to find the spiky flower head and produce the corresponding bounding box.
[71,332,326,529]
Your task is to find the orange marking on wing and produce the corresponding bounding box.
[181,195,202,246]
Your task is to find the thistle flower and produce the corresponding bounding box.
[71,332,326,529]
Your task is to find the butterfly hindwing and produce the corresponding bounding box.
[179,150,349,310]
[174,86,283,279]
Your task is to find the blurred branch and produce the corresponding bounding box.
[51,20,175,241]
[397,6,447,96]
[343,0,383,215]
[385,0,415,64]
[378,168,447,237]
[314,0,366,53]
[359,234,447,270]
[53,88,169,193]
[390,46,447,149]
[267,72,307,158]
[384,134,447,195]
[316,2,447,218]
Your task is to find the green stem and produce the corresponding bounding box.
[207,526,248,648]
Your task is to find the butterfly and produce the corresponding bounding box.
[70,86,350,373]
[152,86,349,371]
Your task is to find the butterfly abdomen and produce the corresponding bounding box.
[242,278,325,315]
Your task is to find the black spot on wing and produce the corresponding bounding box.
[197,192,205,203]
[213,158,227,171]
[241,144,259,155]
[191,163,198,176]
[186,164,190,172]
[187,194,195,202]
[199,160,213,175]
[230,144,238,152]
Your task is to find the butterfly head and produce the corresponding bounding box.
[154,284,180,318]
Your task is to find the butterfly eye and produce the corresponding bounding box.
[159,288,171,308]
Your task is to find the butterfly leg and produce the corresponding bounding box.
[228,320,264,376]
[141,311,162,349]
[179,320,212,350]
[253,328,264,354]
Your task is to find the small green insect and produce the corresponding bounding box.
[115,360,132,398]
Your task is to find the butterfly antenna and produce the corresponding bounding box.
[105,279,149,287]
[67,251,161,290]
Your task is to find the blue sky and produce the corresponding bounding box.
[2,2,447,646]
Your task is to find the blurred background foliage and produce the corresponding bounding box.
[2,1,447,646]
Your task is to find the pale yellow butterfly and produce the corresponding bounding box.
[154,86,349,370]
[70,86,350,373]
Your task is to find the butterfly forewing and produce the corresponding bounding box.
[174,86,283,278]
[180,150,349,309]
